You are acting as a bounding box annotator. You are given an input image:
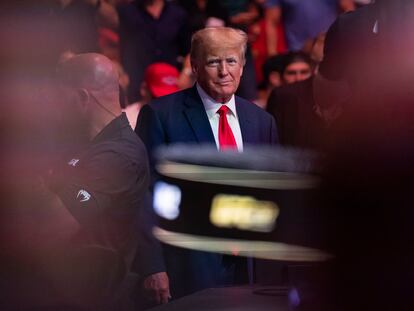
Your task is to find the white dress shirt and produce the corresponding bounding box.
[196,83,243,151]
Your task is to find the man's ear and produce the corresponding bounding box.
[190,58,198,76]
[77,88,90,109]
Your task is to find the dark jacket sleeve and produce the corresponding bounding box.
[269,114,279,145]
[135,103,166,177]
[134,104,168,277]
[132,191,166,277]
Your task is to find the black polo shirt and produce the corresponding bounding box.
[51,113,158,271]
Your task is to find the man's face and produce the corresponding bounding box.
[193,47,244,103]
[283,61,312,84]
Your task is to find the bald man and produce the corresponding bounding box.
[49,53,170,309]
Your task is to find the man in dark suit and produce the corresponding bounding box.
[136,27,278,163]
[136,27,278,299]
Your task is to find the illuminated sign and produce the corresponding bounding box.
[210,194,279,232]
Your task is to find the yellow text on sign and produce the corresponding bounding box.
[210,194,279,232]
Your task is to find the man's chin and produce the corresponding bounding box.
[216,89,236,100]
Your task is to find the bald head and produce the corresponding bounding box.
[56,53,122,140]
[57,53,119,93]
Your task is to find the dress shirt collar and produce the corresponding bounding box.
[196,83,237,119]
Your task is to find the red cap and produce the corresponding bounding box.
[144,62,179,98]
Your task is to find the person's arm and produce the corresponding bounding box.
[229,11,259,27]
[264,5,282,56]
[133,192,170,304]
[134,104,171,304]
[338,0,356,13]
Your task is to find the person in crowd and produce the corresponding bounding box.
[98,27,121,61]
[264,0,339,53]
[302,32,327,64]
[124,62,179,129]
[218,0,262,102]
[281,51,314,84]
[175,0,229,91]
[55,0,119,56]
[118,0,190,103]
[255,53,286,108]
[339,0,372,12]
[249,0,287,86]
[176,0,229,35]
[46,53,169,309]
[136,26,278,300]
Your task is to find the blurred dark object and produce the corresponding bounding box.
[267,76,345,150]
[267,78,323,149]
[318,1,414,310]
[147,286,289,311]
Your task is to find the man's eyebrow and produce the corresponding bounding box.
[206,58,220,64]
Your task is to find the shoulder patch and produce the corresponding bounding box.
[76,189,91,202]
[68,159,80,167]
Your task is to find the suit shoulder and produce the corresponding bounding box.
[148,89,189,112]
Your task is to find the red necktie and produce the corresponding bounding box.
[217,105,237,150]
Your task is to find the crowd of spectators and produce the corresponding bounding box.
[22,0,369,127]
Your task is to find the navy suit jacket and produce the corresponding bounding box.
[135,85,278,298]
[136,85,278,167]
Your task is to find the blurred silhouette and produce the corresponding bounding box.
[315,1,414,310]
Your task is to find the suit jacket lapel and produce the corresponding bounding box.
[183,86,216,144]
[236,98,254,145]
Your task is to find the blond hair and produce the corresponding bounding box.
[190,27,248,66]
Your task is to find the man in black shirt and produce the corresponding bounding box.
[49,53,169,309]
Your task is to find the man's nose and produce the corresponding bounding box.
[218,62,229,76]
